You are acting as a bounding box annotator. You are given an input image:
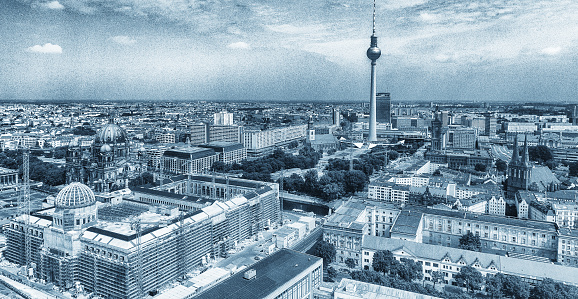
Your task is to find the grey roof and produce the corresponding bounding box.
[546,190,578,201]
[163,147,216,159]
[390,210,423,236]
[132,187,214,205]
[190,175,265,189]
[196,249,322,299]
[529,165,561,190]
[197,142,244,152]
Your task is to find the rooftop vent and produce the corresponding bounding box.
[243,269,256,280]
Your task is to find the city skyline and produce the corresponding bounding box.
[1,0,577,102]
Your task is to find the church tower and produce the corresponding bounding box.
[507,134,532,193]
[431,107,444,151]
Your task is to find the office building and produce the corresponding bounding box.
[242,125,307,158]
[197,142,247,164]
[376,92,391,124]
[213,111,233,126]
[161,147,218,176]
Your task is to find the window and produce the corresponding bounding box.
[433,263,439,267]
[425,262,431,266]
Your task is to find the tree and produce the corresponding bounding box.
[303,169,318,194]
[53,147,67,159]
[530,278,578,299]
[431,271,444,288]
[496,159,508,172]
[458,232,482,252]
[570,162,578,177]
[372,250,399,275]
[312,240,336,266]
[485,273,504,299]
[474,163,487,172]
[345,258,356,269]
[528,145,553,163]
[501,275,529,299]
[211,161,228,173]
[343,170,367,194]
[394,258,423,282]
[320,183,343,201]
[453,266,483,293]
[326,266,338,282]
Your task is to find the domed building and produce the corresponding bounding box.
[66,119,131,193]
[41,182,98,289]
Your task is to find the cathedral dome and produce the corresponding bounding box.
[95,123,127,144]
[55,182,96,208]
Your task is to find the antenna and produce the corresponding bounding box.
[372,0,376,35]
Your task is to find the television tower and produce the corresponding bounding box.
[367,0,381,142]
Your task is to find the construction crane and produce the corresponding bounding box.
[18,146,32,277]
[129,217,172,298]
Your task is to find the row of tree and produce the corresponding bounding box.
[211,146,323,182]
[0,151,65,186]
[282,169,368,201]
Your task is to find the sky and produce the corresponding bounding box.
[1,0,577,103]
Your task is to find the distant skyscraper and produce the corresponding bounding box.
[214,111,233,126]
[376,93,391,124]
[568,105,578,125]
[367,0,381,142]
[332,108,340,126]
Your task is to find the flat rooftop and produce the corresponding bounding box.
[196,249,322,299]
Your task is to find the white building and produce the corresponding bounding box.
[368,181,410,203]
[213,111,233,126]
[242,125,307,157]
[488,196,506,216]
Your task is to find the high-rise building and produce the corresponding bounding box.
[213,111,233,126]
[366,0,381,142]
[376,92,391,124]
[567,105,578,125]
[332,108,341,126]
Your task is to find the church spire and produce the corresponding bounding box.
[510,134,519,165]
[522,133,530,167]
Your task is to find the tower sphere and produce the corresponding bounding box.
[367,46,381,61]
[55,182,96,208]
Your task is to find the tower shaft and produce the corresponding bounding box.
[368,61,378,142]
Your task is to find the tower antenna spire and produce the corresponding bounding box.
[372,0,376,35]
[366,0,381,142]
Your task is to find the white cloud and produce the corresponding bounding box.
[44,1,64,10]
[434,54,455,63]
[419,13,439,22]
[110,35,136,45]
[227,42,250,50]
[541,47,561,55]
[26,43,63,54]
